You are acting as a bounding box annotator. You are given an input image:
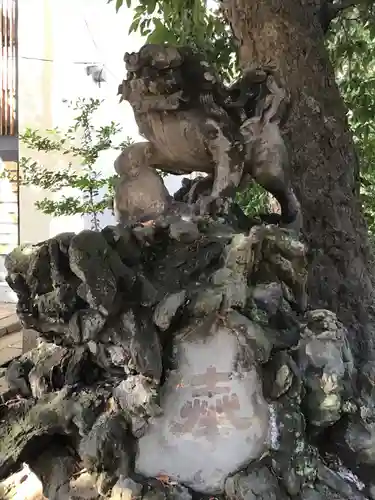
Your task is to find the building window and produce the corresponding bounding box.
[1,0,17,136]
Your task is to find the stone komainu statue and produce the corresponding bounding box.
[114,43,300,225]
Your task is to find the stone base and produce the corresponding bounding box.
[0,222,370,500]
[135,317,269,494]
[22,328,39,354]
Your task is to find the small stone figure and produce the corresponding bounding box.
[114,142,172,224]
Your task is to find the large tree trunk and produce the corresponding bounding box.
[223,0,375,359]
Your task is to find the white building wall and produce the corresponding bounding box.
[18,0,184,242]
[0,0,185,301]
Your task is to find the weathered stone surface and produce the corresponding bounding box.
[7,342,93,400]
[299,485,343,499]
[143,489,167,500]
[121,309,163,381]
[317,461,366,499]
[26,243,53,297]
[132,225,156,246]
[135,317,269,493]
[101,225,142,267]
[79,412,132,477]
[30,442,78,500]
[6,357,34,397]
[297,309,354,427]
[95,470,117,497]
[4,243,41,277]
[141,482,192,500]
[107,345,129,368]
[34,284,78,322]
[69,470,100,499]
[0,390,73,475]
[7,342,63,397]
[225,465,288,500]
[53,232,75,254]
[73,307,163,380]
[114,163,170,225]
[341,414,375,465]
[22,328,39,354]
[70,386,111,437]
[69,231,124,316]
[225,310,272,364]
[167,484,192,500]
[300,476,366,500]
[27,343,70,398]
[129,414,148,438]
[153,291,187,331]
[0,462,45,500]
[188,287,223,317]
[251,282,284,316]
[48,236,76,287]
[262,351,299,400]
[69,309,106,343]
[169,220,200,243]
[110,476,143,500]
[269,398,317,496]
[114,375,160,418]
[0,213,367,498]
[136,273,159,307]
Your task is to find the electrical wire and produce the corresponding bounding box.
[20,55,101,64]
[19,14,123,83]
[81,15,121,82]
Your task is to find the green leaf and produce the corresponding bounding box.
[129,18,140,33]
[115,0,123,12]
[147,0,157,14]
[141,18,152,33]
[134,5,146,14]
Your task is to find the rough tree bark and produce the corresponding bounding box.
[223,0,375,358]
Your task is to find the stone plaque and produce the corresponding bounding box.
[135,318,269,493]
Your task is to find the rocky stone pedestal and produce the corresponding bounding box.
[0,215,373,500]
[136,317,269,493]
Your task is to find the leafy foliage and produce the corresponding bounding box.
[2,98,132,231]
[236,184,269,217]
[111,0,237,82]
[326,7,375,240]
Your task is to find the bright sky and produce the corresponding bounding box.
[19,0,217,198]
